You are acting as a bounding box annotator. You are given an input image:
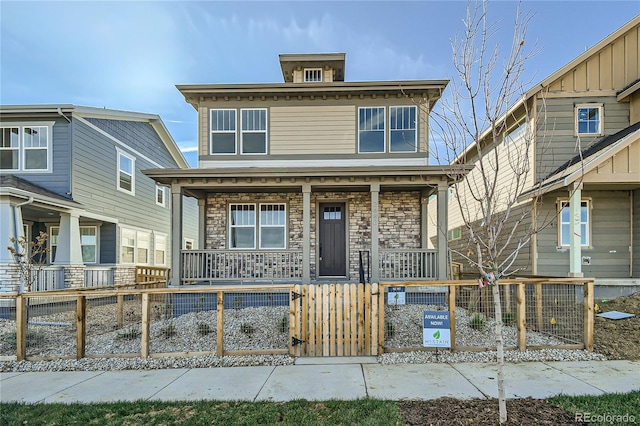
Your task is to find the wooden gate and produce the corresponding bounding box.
[290,283,380,356]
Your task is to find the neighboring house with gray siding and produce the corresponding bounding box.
[440,16,640,282]
[0,105,197,292]
[145,53,471,286]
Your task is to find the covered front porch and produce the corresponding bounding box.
[145,165,470,286]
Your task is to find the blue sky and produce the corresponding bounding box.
[1,1,638,167]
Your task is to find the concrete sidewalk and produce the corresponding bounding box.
[1,359,638,404]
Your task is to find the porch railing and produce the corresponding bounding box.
[33,267,65,292]
[379,249,437,280]
[85,266,115,287]
[182,250,304,283]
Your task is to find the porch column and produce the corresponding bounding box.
[171,184,183,286]
[371,182,380,283]
[0,199,24,264]
[302,184,311,283]
[568,183,583,277]
[420,189,429,249]
[54,211,84,266]
[437,183,448,280]
[198,198,206,249]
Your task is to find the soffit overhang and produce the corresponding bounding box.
[176,80,449,109]
[279,53,346,82]
[144,165,472,194]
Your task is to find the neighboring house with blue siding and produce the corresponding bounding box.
[0,105,197,292]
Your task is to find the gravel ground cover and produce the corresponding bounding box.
[0,296,609,372]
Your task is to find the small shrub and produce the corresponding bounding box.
[2,330,45,347]
[469,313,486,330]
[502,311,515,326]
[240,323,254,335]
[384,320,395,340]
[161,323,177,338]
[117,328,140,340]
[278,316,289,333]
[232,295,243,309]
[197,322,212,336]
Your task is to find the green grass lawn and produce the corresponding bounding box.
[1,392,637,426]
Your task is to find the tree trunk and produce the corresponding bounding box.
[492,281,507,423]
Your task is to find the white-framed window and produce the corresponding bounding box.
[259,204,286,249]
[447,227,461,241]
[358,107,385,153]
[156,185,166,207]
[210,109,236,154]
[389,106,417,152]
[503,120,528,145]
[558,199,590,247]
[575,104,603,136]
[117,150,135,194]
[50,226,98,264]
[154,234,167,266]
[137,231,150,265]
[120,227,152,264]
[304,68,323,82]
[241,108,267,154]
[0,123,53,172]
[229,204,256,249]
[229,203,287,249]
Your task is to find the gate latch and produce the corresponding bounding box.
[291,336,305,346]
[291,291,303,301]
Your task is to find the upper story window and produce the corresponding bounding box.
[117,150,135,195]
[358,106,418,153]
[210,109,236,154]
[210,108,268,155]
[241,109,267,154]
[156,184,166,207]
[389,106,417,152]
[503,121,528,145]
[358,107,386,153]
[576,104,603,136]
[558,199,590,247]
[0,124,53,172]
[304,68,323,82]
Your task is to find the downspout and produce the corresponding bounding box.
[57,107,71,123]
[630,191,634,278]
[58,107,73,199]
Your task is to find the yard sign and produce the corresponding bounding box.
[423,310,451,348]
[387,286,406,305]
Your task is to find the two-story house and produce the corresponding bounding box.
[441,16,640,284]
[0,105,198,292]
[145,53,471,286]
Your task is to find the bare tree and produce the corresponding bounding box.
[429,1,541,423]
[7,231,50,293]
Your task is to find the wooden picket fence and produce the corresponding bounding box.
[290,283,379,357]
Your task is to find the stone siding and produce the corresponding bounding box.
[0,264,21,293]
[205,190,423,281]
[63,266,85,289]
[113,266,136,285]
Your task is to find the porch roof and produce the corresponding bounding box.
[143,164,473,192]
[0,174,82,210]
[518,123,640,200]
